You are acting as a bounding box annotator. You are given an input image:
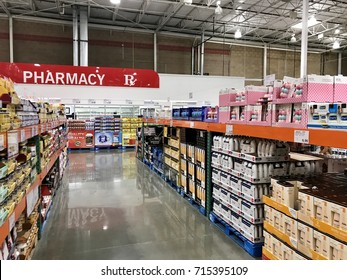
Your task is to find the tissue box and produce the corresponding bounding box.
[218,106,230,123]
[228,105,246,124]
[246,104,272,126]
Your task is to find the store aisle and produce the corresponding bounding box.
[33,151,253,260]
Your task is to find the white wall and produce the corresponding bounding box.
[15,74,244,106]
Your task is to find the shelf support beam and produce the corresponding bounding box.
[200,31,205,76]
[154,33,157,72]
[263,44,267,83]
[79,7,88,66]
[338,52,342,75]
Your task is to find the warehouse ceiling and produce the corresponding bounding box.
[1,0,347,51]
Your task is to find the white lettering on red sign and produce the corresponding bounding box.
[23,71,105,86]
[124,74,137,86]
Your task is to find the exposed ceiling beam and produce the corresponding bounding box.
[0,1,11,16]
[155,1,184,32]
[136,0,149,24]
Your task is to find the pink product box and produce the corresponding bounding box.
[219,88,238,107]
[272,103,308,128]
[244,86,268,105]
[218,106,230,123]
[334,76,347,102]
[274,75,334,104]
[228,105,247,124]
[246,104,272,126]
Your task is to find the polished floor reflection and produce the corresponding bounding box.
[33,150,253,260]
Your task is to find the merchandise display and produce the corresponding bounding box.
[0,76,67,260]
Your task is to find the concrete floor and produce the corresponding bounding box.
[33,150,253,260]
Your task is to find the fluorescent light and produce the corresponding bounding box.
[234,29,242,39]
[110,0,121,4]
[292,15,319,29]
[317,33,324,39]
[335,29,340,34]
[183,0,192,4]
[333,41,340,49]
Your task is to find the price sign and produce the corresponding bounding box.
[103,99,111,104]
[0,134,4,150]
[294,130,309,144]
[26,186,39,216]
[88,99,96,104]
[72,99,81,104]
[7,131,19,158]
[20,129,26,142]
[190,122,194,128]
[225,124,234,136]
[9,213,15,232]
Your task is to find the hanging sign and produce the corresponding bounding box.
[0,62,160,88]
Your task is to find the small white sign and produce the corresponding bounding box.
[9,213,16,232]
[225,124,234,136]
[264,74,276,86]
[294,130,309,144]
[26,186,39,216]
[104,99,111,104]
[72,99,81,104]
[190,122,194,128]
[88,99,96,104]
[0,134,4,150]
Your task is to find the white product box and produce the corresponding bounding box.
[220,203,231,221]
[328,237,347,260]
[313,230,329,258]
[212,169,221,181]
[234,159,244,173]
[297,221,314,257]
[220,188,231,204]
[240,218,263,243]
[263,230,272,251]
[328,201,344,229]
[241,200,263,223]
[334,75,347,102]
[213,200,222,214]
[241,181,264,203]
[264,204,274,225]
[313,196,329,223]
[272,209,283,232]
[298,190,314,218]
[271,236,282,259]
[212,152,221,165]
[282,242,295,260]
[213,184,221,199]
[230,193,242,213]
[231,210,242,231]
[282,215,298,242]
[220,171,230,186]
[230,176,242,193]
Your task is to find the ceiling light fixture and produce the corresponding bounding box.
[215,1,223,15]
[317,33,324,39]
[335,29,340,34]
[183,0,193,5]
[234,29,242,39]
[292,15,319,29]
[333,40,340,49]
[290,34,297,42]
[110,0,121,4]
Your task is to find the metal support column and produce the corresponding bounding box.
[300,0,309,78]
[200,31,205,76]
[9,16,13,63]
[79,7,88,66]
[191,46,195,75]
[338,52,342,75]
[73,6,79,66]
[263,44,267,82]
[197,45,201,75]
[154,33,157,72]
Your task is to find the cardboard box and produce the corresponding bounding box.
[240,218,263,243]
[328,237,347,260]
[246,104,272,126]
[282,214,298,241]
[334,75,347,102]
[230,176,241,193]
[241,200,263,223]
[219,106,231,123]
[220,188,231,204]
[264,204,274,225]
[272,103,308,129]
[313,230,329,258]
[228,105,246,124]
[297,221,314,257]
[313,196,329,223]
[230,193,242,213]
